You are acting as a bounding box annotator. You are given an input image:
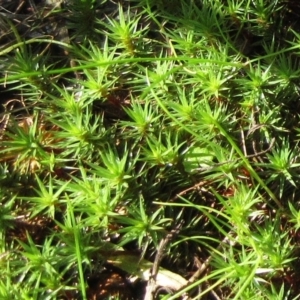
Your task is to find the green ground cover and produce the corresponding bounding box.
[1,0,300,299]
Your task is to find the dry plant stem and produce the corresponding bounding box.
[169,181,211,203]
[194,138,275,173]
[240,126,248,156]
[0,99,17,139]
[180,233,238,297]
[144,221,184,300]
[0,12,29,20]
[247,122,272,163]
